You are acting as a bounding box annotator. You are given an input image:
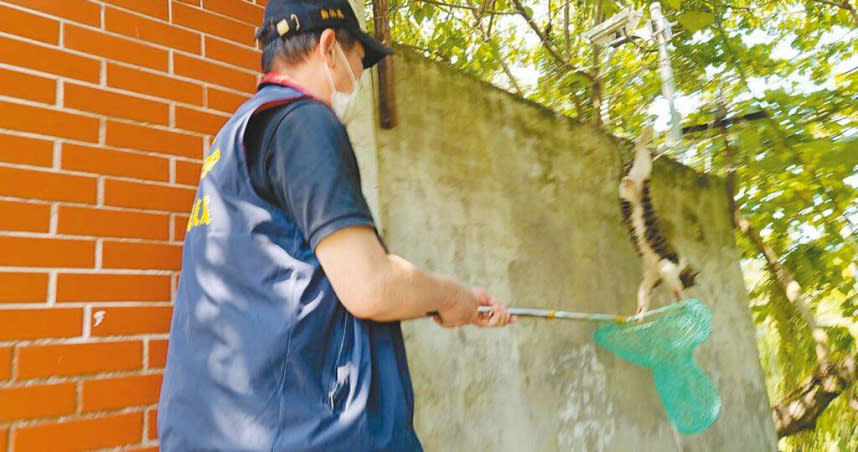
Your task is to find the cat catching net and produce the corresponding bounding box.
[592,299,721,434]
[478,298,721,434]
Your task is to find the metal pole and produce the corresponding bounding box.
[372,0,397,129]
[650,2,682,150]
[478,306,633,323]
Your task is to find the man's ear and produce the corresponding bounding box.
[318,28,337,68]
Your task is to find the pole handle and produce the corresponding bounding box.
[427,307,637,323]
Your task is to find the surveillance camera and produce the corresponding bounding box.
[586,8,643,47]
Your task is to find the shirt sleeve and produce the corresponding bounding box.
[263,99,377,250]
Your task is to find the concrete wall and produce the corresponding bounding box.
[365,49,778,451]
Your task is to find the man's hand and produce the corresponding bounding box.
[434,286,514,328]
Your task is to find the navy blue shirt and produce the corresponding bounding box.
[244,98,377,250]
[158,82,421,451]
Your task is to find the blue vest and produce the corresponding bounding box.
[158,84,421,451]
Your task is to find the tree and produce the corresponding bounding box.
[368,0,858,448]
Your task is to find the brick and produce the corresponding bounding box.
[175,0,201,5]
[102,0,169,20]
[102,241,183,271]
[205,0,264,25]
[0,427,7,451]
[106,7,201,54]
[0,66,55,104]
[0,166,97,203]
[0,308,82,341]
[148,339,168,368]
[0,200,51,233]
[173,214,190,242]
[107,63,204,105]
[0,35,100,83]
[104,178,196,213]
[0,273,49,303]
[16,341,143,379]
[0,382,76,421]
[146,408,158,439]
[0,3,60,44]
[0,236,95,268]
[175,160,202,186]
[58,205,170,240]
[64,83,170,125]
[91,305,173,336]
[2,0,100,27]
[58,273,171,302]
[174,53,256,92]
[106,120,204,158]
[205,35,259,71]
[0,133,54,167]
[65,24,169,71]
[175,106,229,136]
[0,347,11,380]
[82,374,162,412]
[207,86,251,113]
[0,99,100,142]
[62,143,170,182]
[172,2,255,45]
[14,411,143,452]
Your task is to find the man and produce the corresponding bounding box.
[158,0,513,450]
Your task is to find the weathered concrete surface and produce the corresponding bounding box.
[343,0,383,229]
[368,49,777,451]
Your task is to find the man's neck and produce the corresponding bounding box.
[267,61,331,107]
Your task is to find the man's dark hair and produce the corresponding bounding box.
[256,22,356,72]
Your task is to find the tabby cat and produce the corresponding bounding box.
[619,127,698,314]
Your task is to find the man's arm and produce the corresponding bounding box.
[316,225,510,326]
[257,100,510,326]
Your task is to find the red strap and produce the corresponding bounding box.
[256,72,319,113]
[259,72,311,95]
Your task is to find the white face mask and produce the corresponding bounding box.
[325,42,361,125]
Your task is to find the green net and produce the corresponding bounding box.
[592,299,722,435]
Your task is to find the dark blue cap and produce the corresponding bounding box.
[260,0,394,68]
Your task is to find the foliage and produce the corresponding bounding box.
[366,0,858,448]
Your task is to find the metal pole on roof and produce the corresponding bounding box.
[650,2,682,151]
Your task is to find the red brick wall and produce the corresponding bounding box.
[0,1,264,450]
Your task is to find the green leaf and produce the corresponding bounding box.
[677,11,715,33]
[664,0,682,10]
[570,71,595,88]
[738,126,762,151]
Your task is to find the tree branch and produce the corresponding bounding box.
[734,212,831,363]
[681,110,769,134]
[590,0,604,126]
[732,208,858,438]
[412,0,518,15]
[465,0,523,95]
[563,0,570,56]
[811,0,858,24]
[494,50,524,95]
[509,0,596,81]
[717,92,737,227]
[772,355,857,436]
